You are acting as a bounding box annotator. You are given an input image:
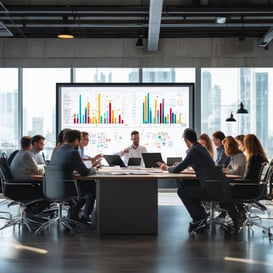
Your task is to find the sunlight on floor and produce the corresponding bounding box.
[158,191,182,206]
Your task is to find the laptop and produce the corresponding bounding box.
[103,155,126,167]
[142,152,163,168]
[128,157,141,166]
[166,157,182,166]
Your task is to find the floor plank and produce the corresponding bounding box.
[1,194,273,273]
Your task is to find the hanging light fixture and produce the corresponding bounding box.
[136,35,144,48]
[57,16,74,39]
[226,112,236,122]
[236,102,248,114]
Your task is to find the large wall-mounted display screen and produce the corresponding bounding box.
[56,83,194,160]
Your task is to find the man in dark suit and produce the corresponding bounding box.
[50,130,97,223]
[158,128,241,234]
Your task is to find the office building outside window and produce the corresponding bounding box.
[74,68,139,83]
[0,68,18,156]
[201,68,273,160]
[23,68,70,160]
[142,68,195,83]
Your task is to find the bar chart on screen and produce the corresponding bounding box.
[57,83,194,159]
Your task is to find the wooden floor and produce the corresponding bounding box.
[1,193,273,273]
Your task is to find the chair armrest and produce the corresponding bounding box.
[5,179,41,186]
[229,182,259,186]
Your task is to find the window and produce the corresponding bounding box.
[22,68,70,160]
[201,68,273,159]
[142,68,195,83]
[0,68,18,156]
[74,68,139,83]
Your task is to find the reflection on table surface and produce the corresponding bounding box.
[32,166,241,180]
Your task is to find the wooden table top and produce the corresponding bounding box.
[32,166,241,181]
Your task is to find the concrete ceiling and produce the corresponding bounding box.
[1,0,273,50]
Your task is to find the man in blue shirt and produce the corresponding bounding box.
[212,131,230,168]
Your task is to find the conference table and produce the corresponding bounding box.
[75,167,240,235]
[34,167,239,235]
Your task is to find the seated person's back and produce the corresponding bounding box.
[10,136,44,180]
[50,130,96,179]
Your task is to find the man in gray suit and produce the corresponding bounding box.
[10,136,47,215]
[11,136,44,180]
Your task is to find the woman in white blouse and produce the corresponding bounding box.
[222,136,246,177]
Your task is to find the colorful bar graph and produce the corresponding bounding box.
[73,93,124,124]
[143,92,183,124]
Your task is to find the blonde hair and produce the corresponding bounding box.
[199,133,214,158]
[235,134,245,152]
[243,134,268,162]
[222,136,241,156]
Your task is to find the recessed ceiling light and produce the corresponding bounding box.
[216,17,227,24]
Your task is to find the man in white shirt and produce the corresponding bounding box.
[119,130,147,166]
[78,131,102,167]
[31,134,46,164]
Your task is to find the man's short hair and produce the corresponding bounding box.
[31,134,45,144]
[183,128,197,143]
[21,136,32,149]
[65,130,81,143]
[212,131,226,141]
[131,130,139,136]
[81,131,89,138]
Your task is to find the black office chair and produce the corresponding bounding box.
[188,167,230,236]
[0,155,45,232]
[229,163,273,238]
[8,150,19,165]
[200,168,231,235]
[0,174,13,224]
[35,165,81,235]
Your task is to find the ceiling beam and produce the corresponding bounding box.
[148,0,163,51]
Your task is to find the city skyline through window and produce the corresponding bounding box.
[0,67,272,160]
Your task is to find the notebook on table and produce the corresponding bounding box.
[166,157,182,166]
[103,155,126,167]
[142,152,163,168]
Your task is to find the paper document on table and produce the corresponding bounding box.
[146,169,165,173]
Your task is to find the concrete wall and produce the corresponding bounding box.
[0,37,273,67]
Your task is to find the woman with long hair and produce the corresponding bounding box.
[235,134,245,153]
[244,134,268,182]
[198,133,214,159]
[222,136,246,177]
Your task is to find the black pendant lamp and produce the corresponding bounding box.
[236,102,248,114]
[226,112,236,122]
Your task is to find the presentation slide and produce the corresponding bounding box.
[57,83,194,161]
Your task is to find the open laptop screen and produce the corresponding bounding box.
[142,153,163,168]
[128,157,141,166]
[166,157,182,166]
[103,155,126,167]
